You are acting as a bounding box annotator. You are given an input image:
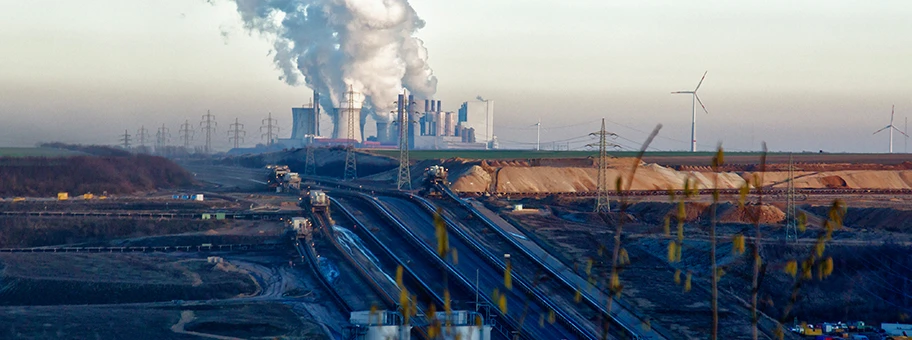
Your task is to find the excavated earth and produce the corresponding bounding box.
[431,157,912,193]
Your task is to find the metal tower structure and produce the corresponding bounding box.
[785,154,798,243]
[179,119,194,149]
[260,113,279,146]
[119,130,131,150]
[343,85,358,181]
[228,118,245,149]
[200,110,217,154]
[396,91,411,190]
[594,119,610,212]
[136,126,149,147]
[304,144,316,176]
[155,124,170,152]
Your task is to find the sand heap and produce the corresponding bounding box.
[448,157,912,194]
[451,158,746,193]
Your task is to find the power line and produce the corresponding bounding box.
[200,110,217,154]
[260,112,279,146]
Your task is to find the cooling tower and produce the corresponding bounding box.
[291,91,321,139]
[332,91,364,142]
[376,122,391,143]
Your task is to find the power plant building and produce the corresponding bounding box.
[458,99,495,145]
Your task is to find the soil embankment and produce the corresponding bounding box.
[0,154,194,196]
[439,157,912,193]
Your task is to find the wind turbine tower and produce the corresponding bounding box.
[872,105,908,153]
[672,71,709,152]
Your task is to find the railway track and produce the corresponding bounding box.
[432,186,667,339]
[376,194,593,339]
[310,210,434,340]
[331,195,478,309]
[330,194,503,339]
[303,213,391,313]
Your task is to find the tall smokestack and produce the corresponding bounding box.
[408,94,415,115]
[430,100,436,112]
[437,100,442,112]
[313,91,320,136]
[424,99,430,113]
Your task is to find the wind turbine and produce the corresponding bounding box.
[873,105,908,153]
[672,71,708,152]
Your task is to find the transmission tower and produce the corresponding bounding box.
[179,119,194,149]
[199,110,217,154]
[119,130,132,150]
[785,153,798,242]
[260,113,279,146]
[587,119,618,213]
[228,118,246,149]
[395,91,412,190]
[343,85,358,181]
[304,144,317,176]
[156,124,171,152]
[136,126,150,147]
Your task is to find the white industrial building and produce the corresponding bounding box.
[458,99,495,148]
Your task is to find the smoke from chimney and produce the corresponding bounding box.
[223,0,438,124]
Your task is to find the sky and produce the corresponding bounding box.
[1,0,912,152]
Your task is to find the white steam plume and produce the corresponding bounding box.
[224,0,437,123]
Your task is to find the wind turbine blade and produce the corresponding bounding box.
[892,126,909,137]
[891,105,895,125]
[694,71,708,92]
[694,93,708,114]
[671,91,693,94]
[873,126,890,134]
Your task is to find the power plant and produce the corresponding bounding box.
[278,90,496,150]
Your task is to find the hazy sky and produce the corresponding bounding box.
[2,0,912,152]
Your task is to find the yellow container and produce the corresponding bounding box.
[82,193,94,200]
[57,192,68,200]
[12,197,25,202]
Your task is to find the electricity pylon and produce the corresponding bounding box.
[156,124,171,153]
[228,118,246,149]
[200,110,217,154]
[179,119,194,149]
[343,85,358,181]
[119,130,132,150]
[136,126,150,147]
[395,90,412,190]
[260,113,279,146]
[304,144,316,176]
[588,119,618,212]
[785,154,798,243]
